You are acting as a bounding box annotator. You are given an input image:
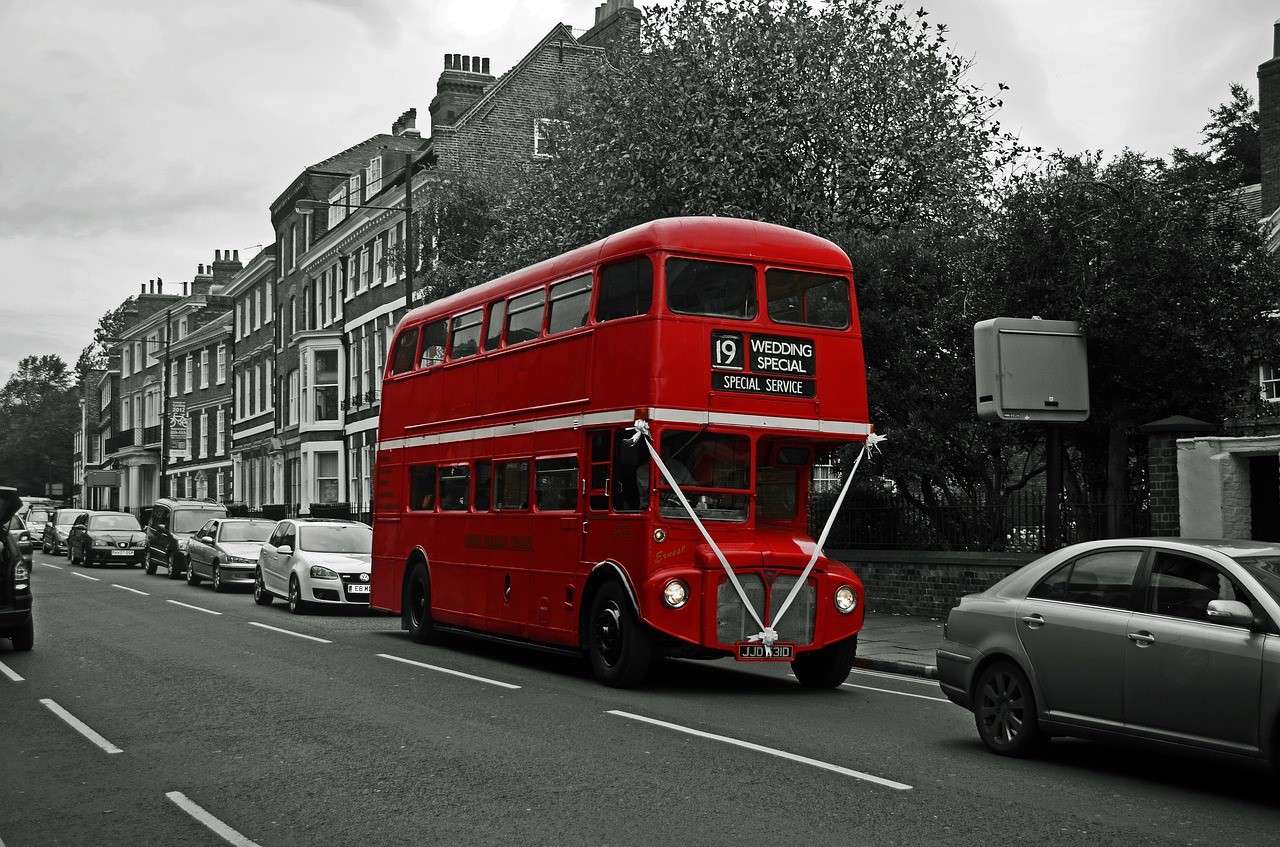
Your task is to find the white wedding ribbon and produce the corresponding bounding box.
[630,421,885,654]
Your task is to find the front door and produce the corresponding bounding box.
[1123,551,1264,754]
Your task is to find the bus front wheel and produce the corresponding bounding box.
[405,561,439,645]
[791,635,858,688]
[588,581,652,688]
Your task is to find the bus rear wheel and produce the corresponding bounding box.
[588,581,652,688]
[404,561,439,645]
[791,635,858,689]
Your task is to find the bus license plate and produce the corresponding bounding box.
[735,642,794,661]
[347,584,370,594]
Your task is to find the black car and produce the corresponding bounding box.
[0,487,33,651]
[145,498,228,579]
[68,511,147,567]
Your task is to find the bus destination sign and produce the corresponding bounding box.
[711,331,816,398]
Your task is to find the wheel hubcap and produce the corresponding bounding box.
[593,602,623,666]
[410,580,426,628]
[979,672,1024,745]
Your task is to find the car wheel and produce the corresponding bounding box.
[41,541,49,554]
[790,635,858,689]
[974,661,1046,757]
[186,563,201,586]
[167,553,184,580]
[587,580,653,688]
[288,575,309,615]
[144,550,158,575]
[253,568,273,606]
[82,549,94,567]
[212,565,224,593]
[404,561,439,645]
[10,617,33,652]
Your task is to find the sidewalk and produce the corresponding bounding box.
[854,611,945,678]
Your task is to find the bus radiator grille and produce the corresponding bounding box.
[769,575,815,646]
[716,576,766,645]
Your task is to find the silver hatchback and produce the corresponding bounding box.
[938,538,1280,767]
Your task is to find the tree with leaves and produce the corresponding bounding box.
[76,298,135,385]
[1173,82,1260,190]
[0,355,79,496]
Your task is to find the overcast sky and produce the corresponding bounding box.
[0,0,1274,387]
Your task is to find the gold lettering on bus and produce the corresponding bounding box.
[654,544,688,565]
[465,534,536,552]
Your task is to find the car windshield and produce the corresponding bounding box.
[28,509,53,523]
[90,515,141,531]
[299,525,372,554]
[653,429,751,522]
[174,509,222,533]
[56,511,87,526]
[1232,556,1280,605]
[221,522,274,543]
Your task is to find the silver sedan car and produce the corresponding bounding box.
[938,538,1280,767]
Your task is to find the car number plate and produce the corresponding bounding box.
[347,584,370,594]
[111,550,135,556]
[735,642,794,661]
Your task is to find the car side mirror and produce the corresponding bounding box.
[277,545,293,556]
[201,536,214,544]
[1206,600,1256,628]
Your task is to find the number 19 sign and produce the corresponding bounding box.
[711,330,816,398]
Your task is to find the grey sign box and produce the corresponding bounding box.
[974,318,1089,422]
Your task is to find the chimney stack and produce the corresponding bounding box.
[430,52,495,133]
[210,248,243,290]
[1260,19,1280,217]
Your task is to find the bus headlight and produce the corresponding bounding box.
[834,585,857,614]
[662,579,689,609]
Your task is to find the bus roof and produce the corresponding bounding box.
[401,216,852,327]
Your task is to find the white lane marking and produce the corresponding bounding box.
[72,572,100,582]
[112,584,150,596]
[377,653,521,690]
[40,698,123,754]
[842,683,948,702]
[40,563,62,570]
[850,668,941,686]
[608,709,912,790]
[166,600,222,616]
[0,660,23,683]
[166,791,263,847]
[248,622,332,644]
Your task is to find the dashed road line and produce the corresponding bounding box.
[842,682,948,702]
[112,584,150,596]
[166,792,263,847]
[40,562,62,570]
[0,660,23,683]
[40,698,122,754]
[850,667,942,686]
[72,572,100,582]
[377,653,522,689]
[166,600,222,616]
[248,622,332,643]
[607,709,912,790]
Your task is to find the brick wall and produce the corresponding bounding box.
[1145,433,1180,536]
[830,549,1035,618]
[1260,23,1280,217]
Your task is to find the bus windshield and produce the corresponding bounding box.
[654,430,750,522]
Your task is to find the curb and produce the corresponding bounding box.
[854,656,938,679]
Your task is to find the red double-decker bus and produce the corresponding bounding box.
[371,217,872,687]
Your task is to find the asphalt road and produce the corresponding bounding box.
[3,549,1280,847]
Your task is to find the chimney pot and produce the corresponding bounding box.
[233,250,239,262]
[453,53,462,69]
[444,53,452,70]
[141,283,146,294]
[482,57,490,74]
[462,55,471,72]
[472,55,480,72]
[157,277,163,293]
[1274,19,1280,58]
[183,281,189,296]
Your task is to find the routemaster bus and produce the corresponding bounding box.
[371,216,872,688]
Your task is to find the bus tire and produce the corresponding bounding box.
[587,580,652,688]
[404,561,439,645]
[791,635,858,689]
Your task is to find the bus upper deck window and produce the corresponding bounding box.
[485,300,506,351]
[418,319,447,368]
[390,327,420,375]
[547,274,592,335]
[506,289,546,345]
[765,269,850,329]
[450,309,483,359]
[596,256,653,322]
[666,258,757,319]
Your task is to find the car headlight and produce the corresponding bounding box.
[226,555,255,564]
[177,538,191,552]
[662,579,689,609]
[834,584,857,614]
[310,565,338,580]
[93,537,112,547]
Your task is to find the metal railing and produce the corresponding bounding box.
[104,429,138,455]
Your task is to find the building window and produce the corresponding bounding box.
[1263,364,1280,401]
[216,344,226,385]
[316,452,340,503]
[368,156,382,196]
[184,355,193,394]
[216,408,225,455]
[199,349,210,388]
[308,348,340,424]
[288,369,300,426]
[374,236,385,286]
[533,118,566,157]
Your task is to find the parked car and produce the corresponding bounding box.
[254,518,372,614]
[938,537,1280,769]
[145,498,228,579]
[186,518,275,592]
[41,508,88,556]
[7,514,33,570]
[67,511,147,567]
[0,487,33,651]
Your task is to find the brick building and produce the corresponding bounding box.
[226,247,278,509]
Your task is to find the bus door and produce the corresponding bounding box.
[581,427,650,589]
[527,455,584,644]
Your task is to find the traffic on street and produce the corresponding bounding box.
[4,546,1280,847]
